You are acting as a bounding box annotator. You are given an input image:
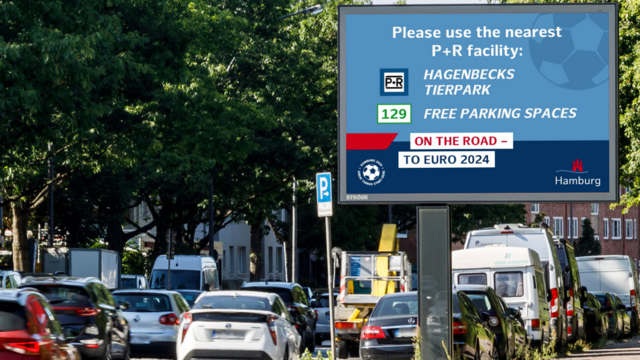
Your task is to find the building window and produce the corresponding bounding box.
[544,216,551,227]
[268,247,274,274]
[626,220,634,239]
[276,247,283,273]
[531,203,540,214]
[223,250,227,269]
[570,218,579,239]
[635,219,638,239]
[603,219,609,239]
[591,203,599,215]
[612,219,622,240]
[553,217,564,237]
[625,186,632,195]
[229,246,235,274]
[238,247,247,273]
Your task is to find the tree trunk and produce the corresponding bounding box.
[11,202,30,271]
[250,223,263,282]
[106,221,126,254]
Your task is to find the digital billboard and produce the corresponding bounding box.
[338,4,618,203]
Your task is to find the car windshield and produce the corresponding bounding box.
[150,270,199,290]
[464,293,494,313]
[121,278,137,289]
[0,302,27,331]
[372,295,418,317]
[242,287,293,304]
[192,296,270,311]
[31,286,92,308]
[113,293,171,312]
[595,295,612,307]
[495,272,524,297]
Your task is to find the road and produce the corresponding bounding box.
[133,344,338,360]
[558,335,640,360]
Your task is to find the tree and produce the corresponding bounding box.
[576,218,601,256]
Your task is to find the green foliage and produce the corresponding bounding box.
[412,334,421,360]
[576,218,601,256]
[122,248,151,276]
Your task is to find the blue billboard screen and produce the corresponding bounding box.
[338,4,618,203]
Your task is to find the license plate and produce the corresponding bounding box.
[212,330,243,340]
[130,335,150,344]
[395,328,416,338]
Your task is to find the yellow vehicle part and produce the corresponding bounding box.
[373,224,398,296]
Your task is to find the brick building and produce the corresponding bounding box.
[524,187,640,270]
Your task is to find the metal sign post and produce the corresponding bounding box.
[316,172,336,360]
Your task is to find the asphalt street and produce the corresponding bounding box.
[558,335,640,360]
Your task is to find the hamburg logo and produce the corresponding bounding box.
[358,159,385,186]
[555,159,601,187]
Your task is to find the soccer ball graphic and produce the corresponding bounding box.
[529,13,608,90]
[362,164,380,181]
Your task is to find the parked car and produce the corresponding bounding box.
[591,291,624,339]
[0,288,81,360]
[113,289,190,359]
[576,255,640,333]
[456,285,527,360]
[612,293,632,337]
[554,238,587,341]
[583,293,609,342]
[20,276,130,359]
[465,224,568,348]
[310,292,338,346]
[121,274,148,290]
[150,255,219,292]
[0,271,21,289]
[177,291,301,360]
[302,287,314,304]
[453,290,500,359]
[175,290,203,307]
[452,247,551,348]
[241,281,316,353]
[359,291,418,360]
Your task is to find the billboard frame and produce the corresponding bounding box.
[338,4,619,204]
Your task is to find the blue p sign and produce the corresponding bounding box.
[316,173,332,217]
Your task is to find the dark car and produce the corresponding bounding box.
[359,292,417,360]
[456,285,527,360]
[0,288,81,360]
[454,290,499,359]
[583,293,608,342]
[592,291,624,339]
[554,239,588,342]
[612,293,632,336]
[241,281,316,353]
[20,276,130,360]
[175,289,203,307]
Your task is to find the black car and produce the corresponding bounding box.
[583,293,608,342]
[454,290,499,360]
[456,285,527,360]
[359,292,418,360]
[241,281,316,353]
[592,291,624,339]
[20,276,130,360]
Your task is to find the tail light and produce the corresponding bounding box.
[531,319,540,330]
[567,289,574,317]
[314,310,318,322]
[159,313,180,326]
[335,322,358,330]
[488,316,500,327]
[550,288,559,318]
[53,307,100,316]
[453,320,467,335]
[361,326,385,339]
[607,310,613,318]
[4,341,40,355]
[501,231,514,234]
[568,325,572,336]
[267,314,278,345]
[181,312,192,342]
[631,290,637,310]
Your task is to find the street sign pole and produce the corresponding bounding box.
[316,172,335,360]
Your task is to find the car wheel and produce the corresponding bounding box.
[307,328,316,352]
[283,346,290,360]
[348,340,359,358]
[102,341,112,360]
[337,340,349,359]
[490,341,500,360]
[299,329,307,354]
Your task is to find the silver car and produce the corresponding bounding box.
[311,293,337,346]
[113,289,190,359]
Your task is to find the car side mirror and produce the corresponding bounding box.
[581,286,588,303]
[617,304,626,310]
[480,311,490,322]
[627,307,634,312]
[118,301,130,311]
[296,314,306,325]
[605,306,613,312]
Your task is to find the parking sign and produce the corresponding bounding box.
[316,173,333,217]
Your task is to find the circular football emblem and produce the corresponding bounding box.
[358,159,385,186]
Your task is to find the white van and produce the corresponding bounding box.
[576,255,640,332]
[149,255,219,291]
[465,224,567,347]
[453,247,551,347]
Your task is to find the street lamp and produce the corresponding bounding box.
[279,5,323,19]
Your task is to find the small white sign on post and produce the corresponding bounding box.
[316,172,333,217]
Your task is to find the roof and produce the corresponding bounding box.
[0,288,42,304]
[121,274,145,279]
[469,224,546,236]
[577,255,629,261]
[197,290,278,304]
[454,284,493,293]
[112,289,180,295]
[241,282,298,290]
[20,276,101,287]
[452,247,543,270]
[379,291,417,299]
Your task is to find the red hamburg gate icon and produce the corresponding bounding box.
[572,159,583,172]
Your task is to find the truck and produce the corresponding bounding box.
[42,248,121,289]
[333,224,413,358]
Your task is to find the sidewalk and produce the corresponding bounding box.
[558,335,640,360]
